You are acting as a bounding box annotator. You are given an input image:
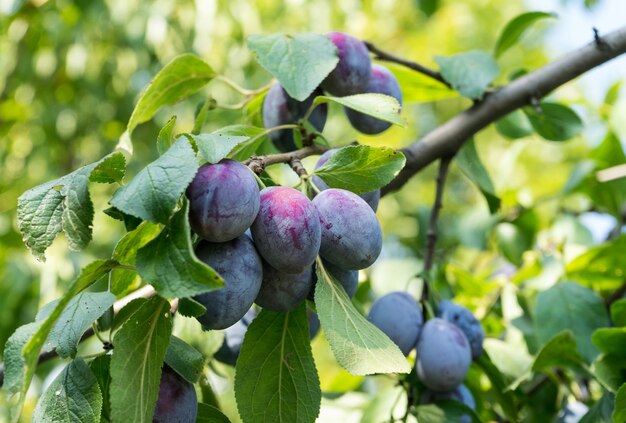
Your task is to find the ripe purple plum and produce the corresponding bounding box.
[309,259,359,301]
[262,83,327,152]
[311,148,381,211]
[313,188,382,270]
[214,307,257,366]
[308,308,321,339]
[345,64,403,135]
[322,32,371,96]
[255,262,313,312]
[193,235,263,330]
[367,292,423,356]
[153,365,197,423]
[251,186,321,273]
[420,384,476,423]
[187,159,260,242]
[437,300,485,360]
[416,318,472,392]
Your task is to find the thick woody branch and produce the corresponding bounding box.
[383,25,626,195]
[244,144,327,174]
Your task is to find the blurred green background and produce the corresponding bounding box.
[1,0,625,421]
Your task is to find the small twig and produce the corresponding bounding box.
[594,27,612,51]
[289,156,308,179]
[422,156,453,302]
[244,144,327,175]
[364,41,450,88]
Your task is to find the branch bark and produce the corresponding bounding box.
[244,144,327,174]
[383,25,626,195]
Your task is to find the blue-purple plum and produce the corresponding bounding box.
[367,292,423,355]
[311,148,381,211]
[251,186,321,273]
[187,159,260,242]
[214,308,257,366]
[308,308,321,339]
[308,259,359,301]
[416,318,472,392]
[153,365,197,423]
[420,384,475,423]
[313,188,382,270]
[437,301,485,360]
[322,32,371,96]
[193,235,263,330]
[255,262,313,312]
[262,83,328,152]
[345,64,402,135]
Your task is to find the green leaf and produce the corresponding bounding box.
[112,298,148,332]
[593,353,626,392]
[127,54,216,134]
[156,116,177,156]
[2,322,42,395]
[580,391,614,423]
[38,291,116,358]
[592,327,626,357]
[32,358,102,423]
[89,152,126,184]
[314,258,411,375]
[110,138,198,224]
[90,355,112,421]
[248,33,338,101]
[103,206,142,232]
[17,153,124,261]
[613,384,626,423]
[164,335,204,384]
[188,132,249,164]
[456,138,501,213]
[475,353,519,422]
[435,51,499,100]
[110,296,173,423]
[316,93,404,126]
[611,299,626,327]
[219,125,267,161]
[313,145,406,194]
[386,63,457,103]
[534,282,609,362]
[566,235,626,291]
[413,401,480,423]
[523,102,583,141]
[136,199,223,298]
[193,97,216,134]
[110,221,162,296]
[234,304,321,423]
[495,109,534,139]
[494,11,557,58]
[197,403,232,423]
[177,297,207,318]
[532,331,586,372]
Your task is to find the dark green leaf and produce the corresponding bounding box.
[136,200,223,298]
[314,94,405,126]
[535,282,609,362]
[613,384,626,422]
[475,353,519,422]
[127,54,216,134]
[165,335,204,384]
[90,355,112,421]
[495,109,534,139]
[457,138,500,213]
[89,152,126,184]
[532,331,586,372]
[197,403,231,423]
[2,322,42,395]
[110,296,172,423]
[248,33,338,101]
[494,12,557,58]
[234,304,321,423]
[592,327,626,357]
[413,401,480,423]
[177,297,207,318]
[611,299,626,327]
[32,358,102,423]
[103,207,142,231]
[189,132,249,164]
[313,145,406,194]
[524,102,583,141]
[314,258,411,375]
[112,298,148,332]
[220,125,267,161]
[593,353,626,392]
[580,391,614,423]
[157,116,177,156]
[435,51,499,100]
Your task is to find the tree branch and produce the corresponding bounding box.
[244,144,327,174]
[364,41,449,87]
[383,25,626,195]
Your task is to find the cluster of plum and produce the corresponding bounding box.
[263,32,403,152]
[367,293,485,419]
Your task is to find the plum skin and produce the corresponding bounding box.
[153,365,197,423]
[437,300,485,360]
[186,159,260,242]
[308,259,359,301]
[262,83,327,152]
[345,64,403,135]
[193,234,263,330]
[313,188,382,270]
[322,32,372,96]
[311,148,380,211]
[367,292,423,356]
[416,318,472,392]
[251,186,321,274]
[255,262,313,312]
